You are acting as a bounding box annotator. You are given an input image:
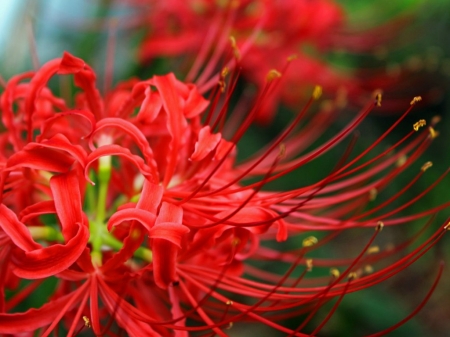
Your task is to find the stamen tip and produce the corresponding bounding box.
[376,221,384,232]
[312,85,323,100]
[330,268,340,278]
[374,91,382,107]
[302,236,318,247]
[306,258,313,272]
[413,119,426,131]
[421,161,432,172]
[266,69,282,82]
[83,316,91,328]
[410,96,422,105]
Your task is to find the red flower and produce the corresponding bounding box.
[0,52,448,336]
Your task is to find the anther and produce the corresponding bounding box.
[348,272,358,280]
[396,155,407,167]
[428,127,438,139]
[227,322,234,329]
[266,69,282,82]
[287,54,298,62]
[312,85,322,100]
[364,265,374,274]
[83,316,91,328]
[302,236,318,247]
[367,246,380,254]
[229,36,241,60]
[376,221,384,232]
[421,161,433,172]
[226,300,233,305]
[444,222,450,231]
[330,268,340,278]
[410,96,422,105]
[375,92,382,107]
[221,67,229,78]
[413,119,426,131]
[306,258,313,272]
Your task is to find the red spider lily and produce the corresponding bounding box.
[132,0,355,123]
[0,52,448,336]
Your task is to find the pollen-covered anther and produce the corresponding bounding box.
[226,300,233,306]
[421,161,433,172]
[396,155,407,167]
[312,85,323,100]
[287,54,298,61]
[330,268,340,278]
[376,221,384,232]
[364,265,374,274]
[227,322,234,329]
[410,96,422,105]
[83,316,91,328]
[266,69,282,82]
[444,222,450,231]
[302,236,318,247]
[306,258,313,272]
[413,119,426,131]
[369,188,377,201]
[375,92,382,107]
[348,272,358,280]
[221,67,229,78]
[229,36,241,60]
[367,245,380,254]
[428,127,438,139]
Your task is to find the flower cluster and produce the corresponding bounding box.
[0,48,448,336]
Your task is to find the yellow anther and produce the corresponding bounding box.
[227,322,234,329]
[312,85,322,100]
[226,300,233,305]
[266,69,282,82]
[83,316,91,328]
[396,155,407,167]
[302,236,318,247]
[444,222,450,231]
[428,127,438,139]
[410,96,422,105]
[375,92,382,107]
[364,265,374,274]
[229,36,241,60]
[306,258,313,272]
[330,268,340,278]
[232,237,240,246]
[367,246,380,254]
[369,188,377,201]
[421,161,433,172]
[413,119,426,131]
[221,67,229,78]
[376,221,384,232]
[287,54,298,61]
[348,272,358,280]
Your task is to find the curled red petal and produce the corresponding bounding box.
[57,51,85,74]
[107,208,157,232]
[190,126,222,161]
[11,223,89,279]
[85,144,157,184]
[0,204,41,251]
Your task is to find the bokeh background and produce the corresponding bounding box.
[0,0,449,336]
